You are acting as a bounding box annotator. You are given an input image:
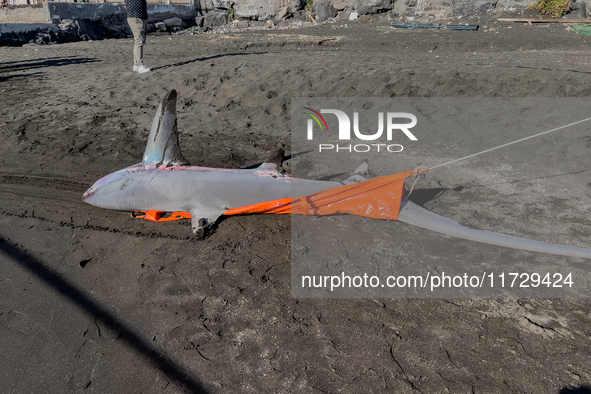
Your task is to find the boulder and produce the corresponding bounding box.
[234,19,250,28]
[313,2,338,20]
[196,0,235,15]
[357,0,395,15]
[203,10,228,27]
[453,0,498,14]
[163,17,183,27]
[76,19,107,40]
[292,10,307,21]
[58,19,77,31]
[337,7,353,20]
[234,9,259,19]
[233,0,301,21]
[567,0,587,19]
[332,0,352,10]
[212,0,234,8]
[155,21,167,31]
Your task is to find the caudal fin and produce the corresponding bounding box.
[398,198,591,259]
[142,89,189,166]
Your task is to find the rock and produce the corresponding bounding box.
[314,2,338,20]
[203,10,228,28]
[195,0,215,13]
[234,9,259,19]
[392,0,505,17]
[195,16,204,27]
[251,20,265,27]
[292,10,307,21]
[212,0,234,8]
[233,0,301,22]
[332,0,352,10]
[453,1,498,14]
[567,0,587,19]
[155,21,167,31]
[338,7,353,20]
[357,0,395,15]
[1,11,133,46]
[349,11,359,20]
[163,17,183,27]
[76,19,108,41]
[234,19,250,28]
[58,19,77,31]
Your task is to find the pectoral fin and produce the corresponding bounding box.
[190,209,225,237]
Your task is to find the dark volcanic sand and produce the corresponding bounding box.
[1,12,591,393]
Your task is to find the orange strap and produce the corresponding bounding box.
[131,210,192,222]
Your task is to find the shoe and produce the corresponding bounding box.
[137,65,151,74]
[133,65,138,71]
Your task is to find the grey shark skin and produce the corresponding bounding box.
[82,90,346,236]
[83,90,591,259]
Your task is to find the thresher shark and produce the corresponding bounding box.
[83,90,591,259]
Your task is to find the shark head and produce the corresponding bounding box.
[82,165,139,209]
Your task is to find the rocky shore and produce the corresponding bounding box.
[3,0,569,46]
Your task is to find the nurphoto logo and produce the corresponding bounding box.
[303,107,418,153]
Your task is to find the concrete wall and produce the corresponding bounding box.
[43,2,196,22]
[147,3,197,21]
[0,5,46,23]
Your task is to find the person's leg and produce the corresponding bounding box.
[127,17,146,67]
[136,19,147,66]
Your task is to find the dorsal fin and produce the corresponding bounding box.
[265,145,285,166]
[352,160,369,176]
[142,89,189,166]
[342,160,370,184]
[257,145,285,173]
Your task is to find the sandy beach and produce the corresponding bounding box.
[1,11,591,393]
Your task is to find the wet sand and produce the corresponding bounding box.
[1,12,591,393]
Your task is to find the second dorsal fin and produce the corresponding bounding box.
[257,145,285,172]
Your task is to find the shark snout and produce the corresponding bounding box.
[82,186,94,202]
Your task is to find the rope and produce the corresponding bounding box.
[429,116,591,170]
[406,167,428,197]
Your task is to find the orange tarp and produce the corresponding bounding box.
[223,170,415,220]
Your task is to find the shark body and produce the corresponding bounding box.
[82,90,347,235]
[83,90,591,259]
